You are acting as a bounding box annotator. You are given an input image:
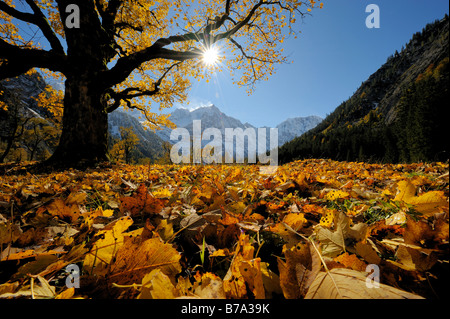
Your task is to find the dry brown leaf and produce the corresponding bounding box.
[192,273,226,299]
[0,222,22,245]
[278,242,321,299]
[403,218,448,251]
[394,245,438,272]
[0,282,19,296]
[355,241,382,265]
[315,211,349,257]
[46,199,80,223]
[119,184,165,216]
[0,275,55,299]
[305,268,424,299]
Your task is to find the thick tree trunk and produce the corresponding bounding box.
[47,77,109,167]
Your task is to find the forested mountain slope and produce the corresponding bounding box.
[279,15,449,163]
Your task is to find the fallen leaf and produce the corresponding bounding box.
[385,211,407,225]
[260,262,282,298]
[83,216,133,275]
[156,219,174,242]
[192,273,226,299]
[316,211,350,257]
[222,255,248,299]
[394,180,416,202]
[210,248,232,257]
[283,213,307,231]
[239,258,265,299]
[223,234,260,298]
[66,191,87,205]
[325,190,350,201]
[319,208,335,228]
[138,268,178,299]
[334,252,367,271]
[394,244,438,272]
[404,218,448,248]
[15,254,58,278]
[278,242,321,298]
[119,184,165,216]
[0,282,19,296]
[395,181,448,215]
[55,287,75,299]
[0,275,55,299]
[110,237,182,285]
[46,199,80,223]
[1,246,65,261]
[152,188,172,199]
[0,221,22,245]
[305,268,424,299]
[355,241,382,265]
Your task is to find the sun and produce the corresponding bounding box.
[202,47,219,66]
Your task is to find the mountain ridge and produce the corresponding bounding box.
[128,104,323,148]
[279,15,449,163]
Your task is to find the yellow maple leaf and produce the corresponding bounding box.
[83,216,133,276]
[395,180,448,215]
[109,237,181,285]
[153,188,172,198]
[156,219,174,242]
[320,209,335,228]
[283,213,307,231]
[138,269,178,299]
[102,209,114,217]
[65,191,87,205]
[223,234,264,298]
[325,190,350,201]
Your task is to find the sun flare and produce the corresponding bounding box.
[202,47,219,66]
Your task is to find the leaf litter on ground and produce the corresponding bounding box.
[0,159,448,299]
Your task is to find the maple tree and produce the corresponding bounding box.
[0,0,321,167]
[0,159,448,299]
[109,126,139,164]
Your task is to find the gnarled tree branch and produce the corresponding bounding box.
[106,61,182,113]
[0,38,67,79]
[0,0,64,54]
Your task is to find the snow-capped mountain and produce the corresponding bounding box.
[154,105,257,161]
[145,104,323,162]
[155,104,253,142]
[155,104,322,147]
[276,116,323,146]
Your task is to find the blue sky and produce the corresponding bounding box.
[10,1,448,128]
[181,0,449,128]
